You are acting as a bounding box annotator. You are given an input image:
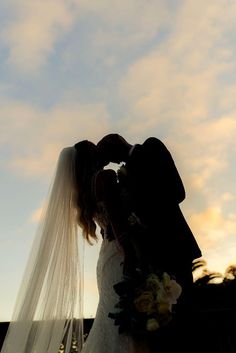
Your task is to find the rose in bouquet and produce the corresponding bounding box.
[108,268,182,337]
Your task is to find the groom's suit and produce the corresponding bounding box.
[120,137,202,284]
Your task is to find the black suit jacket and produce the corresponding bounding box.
[122,137,202,274]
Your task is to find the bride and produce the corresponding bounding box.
[1,140,145,353]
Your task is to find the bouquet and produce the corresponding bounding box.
[109,268,182,337]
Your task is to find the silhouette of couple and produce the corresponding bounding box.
[97,134,201,286]
[80,134,201,353]
[1,134,201,353]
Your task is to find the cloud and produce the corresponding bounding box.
[77,0,171,33]
[119,1,236,112]
[1,0,174,74]
[29,207,43,223]
[221,192,235,202]
[86,0,172,53]
[188,205,236,250]
[115,0,236,190]
[179,116,236,196]
[0,98,110,177]
[2,0,76,73]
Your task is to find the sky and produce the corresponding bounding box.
[0,0,236,320]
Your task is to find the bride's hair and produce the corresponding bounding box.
[74,140,100,243]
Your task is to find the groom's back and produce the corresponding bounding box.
[125,137,185,223]
[124,137,201,267]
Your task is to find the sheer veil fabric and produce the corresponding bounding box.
[1,147,84,353]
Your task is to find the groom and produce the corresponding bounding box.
[97,133,202,292]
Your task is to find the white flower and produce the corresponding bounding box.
[156,274,182,307]
[134,291,154,313]
[146,274,161,292]
[162,272,171,286]
[146,318,160,331]
[165,279,182,305]
[156,283,168,303]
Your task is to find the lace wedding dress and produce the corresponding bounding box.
[81,205,149,353]
[81,238,130,353]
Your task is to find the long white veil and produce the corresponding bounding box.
[1,147,84,353]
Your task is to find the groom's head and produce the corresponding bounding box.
[97,133,132,166]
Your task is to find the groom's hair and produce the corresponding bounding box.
[97,133,129,165]
[98,133,127,149]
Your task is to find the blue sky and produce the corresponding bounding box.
[0,0,236,320]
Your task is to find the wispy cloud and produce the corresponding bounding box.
[80,0,172,33]
[119,19,236,133]
[189,205,236,249]
[1,0,173,74]
[2,0,76,73]
[0,98,110,177]
[116,0,236,188]
[29,206,43,223]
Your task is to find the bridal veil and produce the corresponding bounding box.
[1,147,84,353]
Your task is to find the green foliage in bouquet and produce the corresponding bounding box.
[108,268,182,338]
